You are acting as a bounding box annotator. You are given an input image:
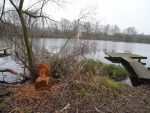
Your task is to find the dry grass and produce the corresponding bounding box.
[1,74,150,113]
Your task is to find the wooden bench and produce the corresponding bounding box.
[0,46,11,57]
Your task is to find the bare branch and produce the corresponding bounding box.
[0,68,29,79]
[22,10,58,23]
[26,0,44,11]
[9,0,18,10]
[15,51,29,69]
[50,0,66,8]
[60,103,70,112]
[0,0,6,21]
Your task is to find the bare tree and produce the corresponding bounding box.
[110,25,121,35]
[0,0,65,81]
[102,24,110,35]
[123,27,137,36]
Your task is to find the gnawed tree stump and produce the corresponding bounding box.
[35,64,54,90]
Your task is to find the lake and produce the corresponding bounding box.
[0,38,150,83]
[40,38,150,67]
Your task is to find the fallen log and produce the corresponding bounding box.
[0,68,29,79]
[0,78,29,85]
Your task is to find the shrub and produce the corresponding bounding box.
[102,64,128,81]
[78,59,103,75]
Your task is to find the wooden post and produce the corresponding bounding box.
[138,58,141,62]
[4,49,7,55]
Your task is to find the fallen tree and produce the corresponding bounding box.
[0,68,29,79]
[0,68,30,84]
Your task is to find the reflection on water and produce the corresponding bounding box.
[0,56,23,82]
[40,38,150,67]
[1,38,150,83]
[121,77,132,86]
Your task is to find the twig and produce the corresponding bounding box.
[94,106,100,113]
[52,38,71,72]
[9,107,19,113]
[76,108,79,113]
[60,103,70,112]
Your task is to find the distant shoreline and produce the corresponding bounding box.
[33,36,150,44]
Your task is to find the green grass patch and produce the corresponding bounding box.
[98,76,127,90]
[78,59,128,81]
[102,64,128,81]
[78,59,103,75]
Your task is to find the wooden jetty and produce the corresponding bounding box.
[105,52,150,86]
[0,46,11,57]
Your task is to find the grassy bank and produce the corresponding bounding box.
[1,59,150,113]
[78,59,128,81]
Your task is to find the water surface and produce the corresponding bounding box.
[1,38,150,82]
[41,38,150,67]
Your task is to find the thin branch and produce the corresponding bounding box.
[9,0,18,10]
[9,107,19,113]
[22,10,58,23]
[29,0,50,16]
[0,0,6,21]
[26,0,44,10]
[40,0,49,15]
[94,106,100,112]
[50,0,64,8]
[15,51,29,69]
[60,103,70,112]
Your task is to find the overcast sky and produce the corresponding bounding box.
[44,0,150,34]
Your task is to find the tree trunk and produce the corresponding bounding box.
[17,10,35,78]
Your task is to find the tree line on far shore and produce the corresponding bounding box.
[0,16,150,43]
